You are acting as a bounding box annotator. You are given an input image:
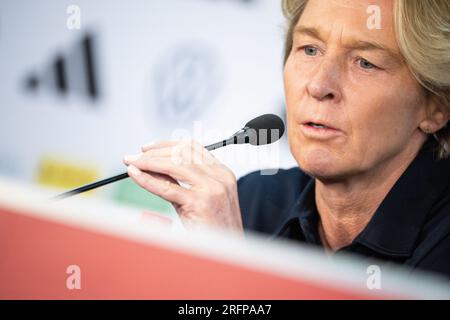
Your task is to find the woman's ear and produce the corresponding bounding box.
[418,96,449,134]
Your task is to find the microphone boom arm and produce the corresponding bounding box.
[51,114,284,201]
[52,136,240,201]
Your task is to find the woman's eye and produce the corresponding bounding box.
[303,46,318,56]
[358,58,377,69]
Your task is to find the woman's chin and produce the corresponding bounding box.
[296,148,344,180]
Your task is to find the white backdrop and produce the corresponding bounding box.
[0,0,297,211]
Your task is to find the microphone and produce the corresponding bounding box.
[204,113,285,150]
[52,114,285,200]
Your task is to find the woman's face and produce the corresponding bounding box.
[284,0,428,181]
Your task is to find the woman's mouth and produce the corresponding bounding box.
[307,122,329,129]
[301,121,343,139]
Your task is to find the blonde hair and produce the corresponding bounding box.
[282,0,450,158]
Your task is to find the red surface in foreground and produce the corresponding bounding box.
[0,206,388,299]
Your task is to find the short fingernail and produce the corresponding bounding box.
[128,164,142,176]
[141,141,155,150]
[124,153,142,162]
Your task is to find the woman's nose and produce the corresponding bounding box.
[306,59,342,103]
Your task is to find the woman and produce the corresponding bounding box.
[123,0,450,277]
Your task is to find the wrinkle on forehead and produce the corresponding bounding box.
[298,0,397,48]
[305,0,394,21]
[328,0,367,11]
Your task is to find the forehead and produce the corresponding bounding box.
[296,0,397,49]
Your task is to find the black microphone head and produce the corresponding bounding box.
[243,114,285,145]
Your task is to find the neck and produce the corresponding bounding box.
[315,136,426,251]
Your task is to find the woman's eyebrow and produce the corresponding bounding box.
[294,26,324,42]
[294,25,403,62]
[347,40,403,62]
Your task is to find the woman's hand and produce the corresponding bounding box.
[123,140,243,232]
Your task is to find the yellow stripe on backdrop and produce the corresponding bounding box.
[36,155,100,195]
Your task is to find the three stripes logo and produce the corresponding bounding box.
[24,32,100,101]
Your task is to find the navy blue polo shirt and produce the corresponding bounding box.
[237,139,450,278]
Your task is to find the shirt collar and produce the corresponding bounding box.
[276,139,450,258]
[274,179,318,243]
[354,139,450,257]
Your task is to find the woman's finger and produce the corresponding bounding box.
[126,142,216,176]
[125,145,187,164]
[137,139,220,167]
[141,140,179,152]
[127,164,192,205]
[128,156,205,186]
